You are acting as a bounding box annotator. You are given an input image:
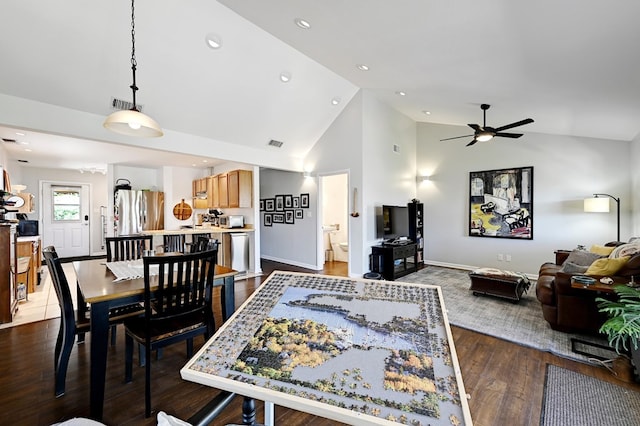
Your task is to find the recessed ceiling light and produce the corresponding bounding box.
[15,132,25,136]
[279,72,291,83]
[17,141,29,145]
[294,18,311,29]
[356,64,369,71]
[331,97,341,106]
[395,91,406,96]
[24,148,32,152]
[205,33,222,49]
[423,110,431,115]
[202,159,208,163]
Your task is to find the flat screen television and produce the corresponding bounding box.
[375,205,409,242]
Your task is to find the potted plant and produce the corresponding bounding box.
[597,285,640,380]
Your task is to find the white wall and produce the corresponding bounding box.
[631,136,640,236]
[417,122,632,275]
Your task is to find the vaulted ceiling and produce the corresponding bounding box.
[2,1,640,171]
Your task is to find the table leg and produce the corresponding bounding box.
[264,401,274,426]
[221,276,235,321]
[241,397,256,425]
[89,302,110,421]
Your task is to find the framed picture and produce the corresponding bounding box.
[273,213,284,224]
[469,166,533,240]
[275,195,284,211]
[260,200,265,211]
[263,214,272,227]
[300,193,309,208]
[285,210,294,224]
[295,209,303,219]
[265,199,275,212]
[293,197,299,208]
[284,195,293,209]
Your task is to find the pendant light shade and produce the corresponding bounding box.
[104,0,162,138]
[104,109,163,137]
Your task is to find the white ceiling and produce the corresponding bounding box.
[2,0,640,170]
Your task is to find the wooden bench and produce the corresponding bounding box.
[468,268,530,303]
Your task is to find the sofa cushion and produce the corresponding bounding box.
[559,262,589,274]
[590,244,616,256]
[564,250,602,266]
[585,256,630,276]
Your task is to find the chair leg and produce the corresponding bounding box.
[125,334,134,383]
[145,344,152,418]
[55,323,75,397]
[110,324,117,346]
[186,338,194,358]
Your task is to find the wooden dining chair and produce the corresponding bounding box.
[43,246,143,397]
[190,236,219,253]
[124,248,219,417]
[163,234,186,253]
[106,234,153,262]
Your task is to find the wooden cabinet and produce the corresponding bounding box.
[370,243,417,281]
[0,225,18,323]
[16,193,35,213]
[207,175,219,209]
[228,170,252,208]
[218,173,229,208]
[16,237,42,293]
[192,178,207,197]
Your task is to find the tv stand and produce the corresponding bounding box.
[370,243,417,281]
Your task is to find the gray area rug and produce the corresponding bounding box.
[399,266,611,362]
[541,365,640,426]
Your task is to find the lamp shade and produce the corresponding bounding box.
[584,197,610,213]
[103,109,163,138]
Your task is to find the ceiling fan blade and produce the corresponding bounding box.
[468,123,481,131]
[440,134,474,141]
[494,132,523,139]
[466,139,478,147]
[494,118,534,132]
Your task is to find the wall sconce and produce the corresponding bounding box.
[417,175,430,183]
[584,193,620,241]
[303,171,313,179]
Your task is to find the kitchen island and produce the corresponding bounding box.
[142,225,254,274]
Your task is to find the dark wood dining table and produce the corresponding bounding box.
[72,258,238,421]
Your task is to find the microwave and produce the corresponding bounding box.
[17,220,39,236]
[219,215,244,229]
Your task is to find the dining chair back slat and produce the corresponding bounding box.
[106,235,153,262]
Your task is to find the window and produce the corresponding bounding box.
[52,187,81,221]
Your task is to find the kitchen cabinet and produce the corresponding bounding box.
[192,178,207,197]
[207,175,219,209]
[16,193,35,213]
[210,232,232,268]
[228,170,252,208]
[218,173,229,208]
[0,225,18,323]
[16,236,41,293]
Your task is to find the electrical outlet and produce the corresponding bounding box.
[497,253,504,261]
[506,254,512,262]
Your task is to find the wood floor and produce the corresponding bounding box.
[1,260,639,426]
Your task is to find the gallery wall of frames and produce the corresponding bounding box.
[260,193,309,226]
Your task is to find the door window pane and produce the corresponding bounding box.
[53,188,81,221]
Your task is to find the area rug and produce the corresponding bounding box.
[541,364,640,426]
[399,266,611,363]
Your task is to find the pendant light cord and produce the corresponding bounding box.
[129,0,139,111]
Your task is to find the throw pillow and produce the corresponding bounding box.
[564,250,602,266]
[559,262,589,274]
[585,256,630,276]
[590,244,615,256]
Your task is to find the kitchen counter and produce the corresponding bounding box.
[141,225,254,235]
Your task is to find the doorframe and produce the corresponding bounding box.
[316,170,350,276]
[39,180,92,257]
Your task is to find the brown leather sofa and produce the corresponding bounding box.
[536,243,640,334]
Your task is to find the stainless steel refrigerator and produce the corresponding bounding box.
[114,190,164,235]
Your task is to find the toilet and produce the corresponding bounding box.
[338,242,348,252]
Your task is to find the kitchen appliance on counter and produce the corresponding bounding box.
[202,208,223,226]
[219,215,244,229]
[114,189,164,235]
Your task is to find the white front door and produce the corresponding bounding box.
[41,182,90,258]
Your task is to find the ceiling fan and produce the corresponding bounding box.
[441,104,534,146]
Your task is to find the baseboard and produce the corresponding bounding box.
[424,260,538,280]
[260,255,321,271]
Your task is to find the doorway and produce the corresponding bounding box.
[319,173,349,272]
[41,182,90,258]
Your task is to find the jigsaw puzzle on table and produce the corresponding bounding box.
[187,272,470,425]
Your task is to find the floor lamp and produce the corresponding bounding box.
[584,193,620,242]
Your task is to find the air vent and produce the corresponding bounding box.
[17,159,29,163]
[268,139,284,148]
[393,144,401,153]
[110,97,143,112]
[2,138,17,143]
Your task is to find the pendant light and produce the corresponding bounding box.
[104,0,163,137]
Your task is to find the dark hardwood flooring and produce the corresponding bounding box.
[1,260,638,425]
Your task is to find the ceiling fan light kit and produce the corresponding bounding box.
[441,103,533,147]
[104,0,163,138]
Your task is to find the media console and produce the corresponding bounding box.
[370,242,417,281]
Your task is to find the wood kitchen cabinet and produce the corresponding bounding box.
[16,193,35,213]
[16,236,41,293]
[218,173,229,208]
[192,178,207,197]
[0,225,18,324]
[228,170,252,208]
[207,175,219,209]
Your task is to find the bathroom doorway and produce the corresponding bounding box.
[319,173,349,271]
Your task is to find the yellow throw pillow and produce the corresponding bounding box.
[585,256,629,276]
[590,245,615,256]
